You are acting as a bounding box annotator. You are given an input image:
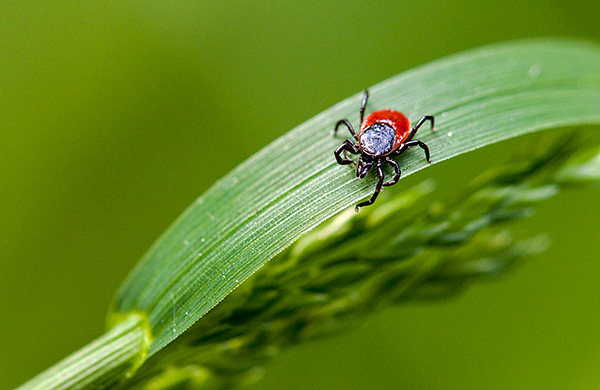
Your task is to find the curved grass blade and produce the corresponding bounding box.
[120,132,600,390]
[16,314,151,390]
[110,39,600,358]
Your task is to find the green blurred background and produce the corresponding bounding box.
[1,1,599,389]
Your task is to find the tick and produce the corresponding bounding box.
[333,90,435,211]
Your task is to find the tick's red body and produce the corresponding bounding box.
[359,109,411,155]
[333,90,435,211]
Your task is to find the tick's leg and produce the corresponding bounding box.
[403,139,431,163]
[414,115,435,132]
[383,157,401,186]
[356,159,384,211]
[360,90,369,123]
[333,119,357,139]
[334,139,360,165]
[407,115,435,141]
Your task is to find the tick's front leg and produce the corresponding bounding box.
[383,157,401,186]
[334,139,360,165]
[355,159,384,211]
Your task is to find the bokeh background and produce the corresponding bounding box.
[2,1,600,389]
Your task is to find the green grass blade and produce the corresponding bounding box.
[110,38,600,358]
[16,314,151,390]
[118,132,600,390]
[121,133,600,390]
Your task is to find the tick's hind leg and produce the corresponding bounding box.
[356,159,384,211]
[360,90,369,123]
[332,90,370,139]
[334,139,360,165]
[333,119,357,139]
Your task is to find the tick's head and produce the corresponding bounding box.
[357,154,374,178]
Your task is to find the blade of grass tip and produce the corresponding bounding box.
[110,38,600,359]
